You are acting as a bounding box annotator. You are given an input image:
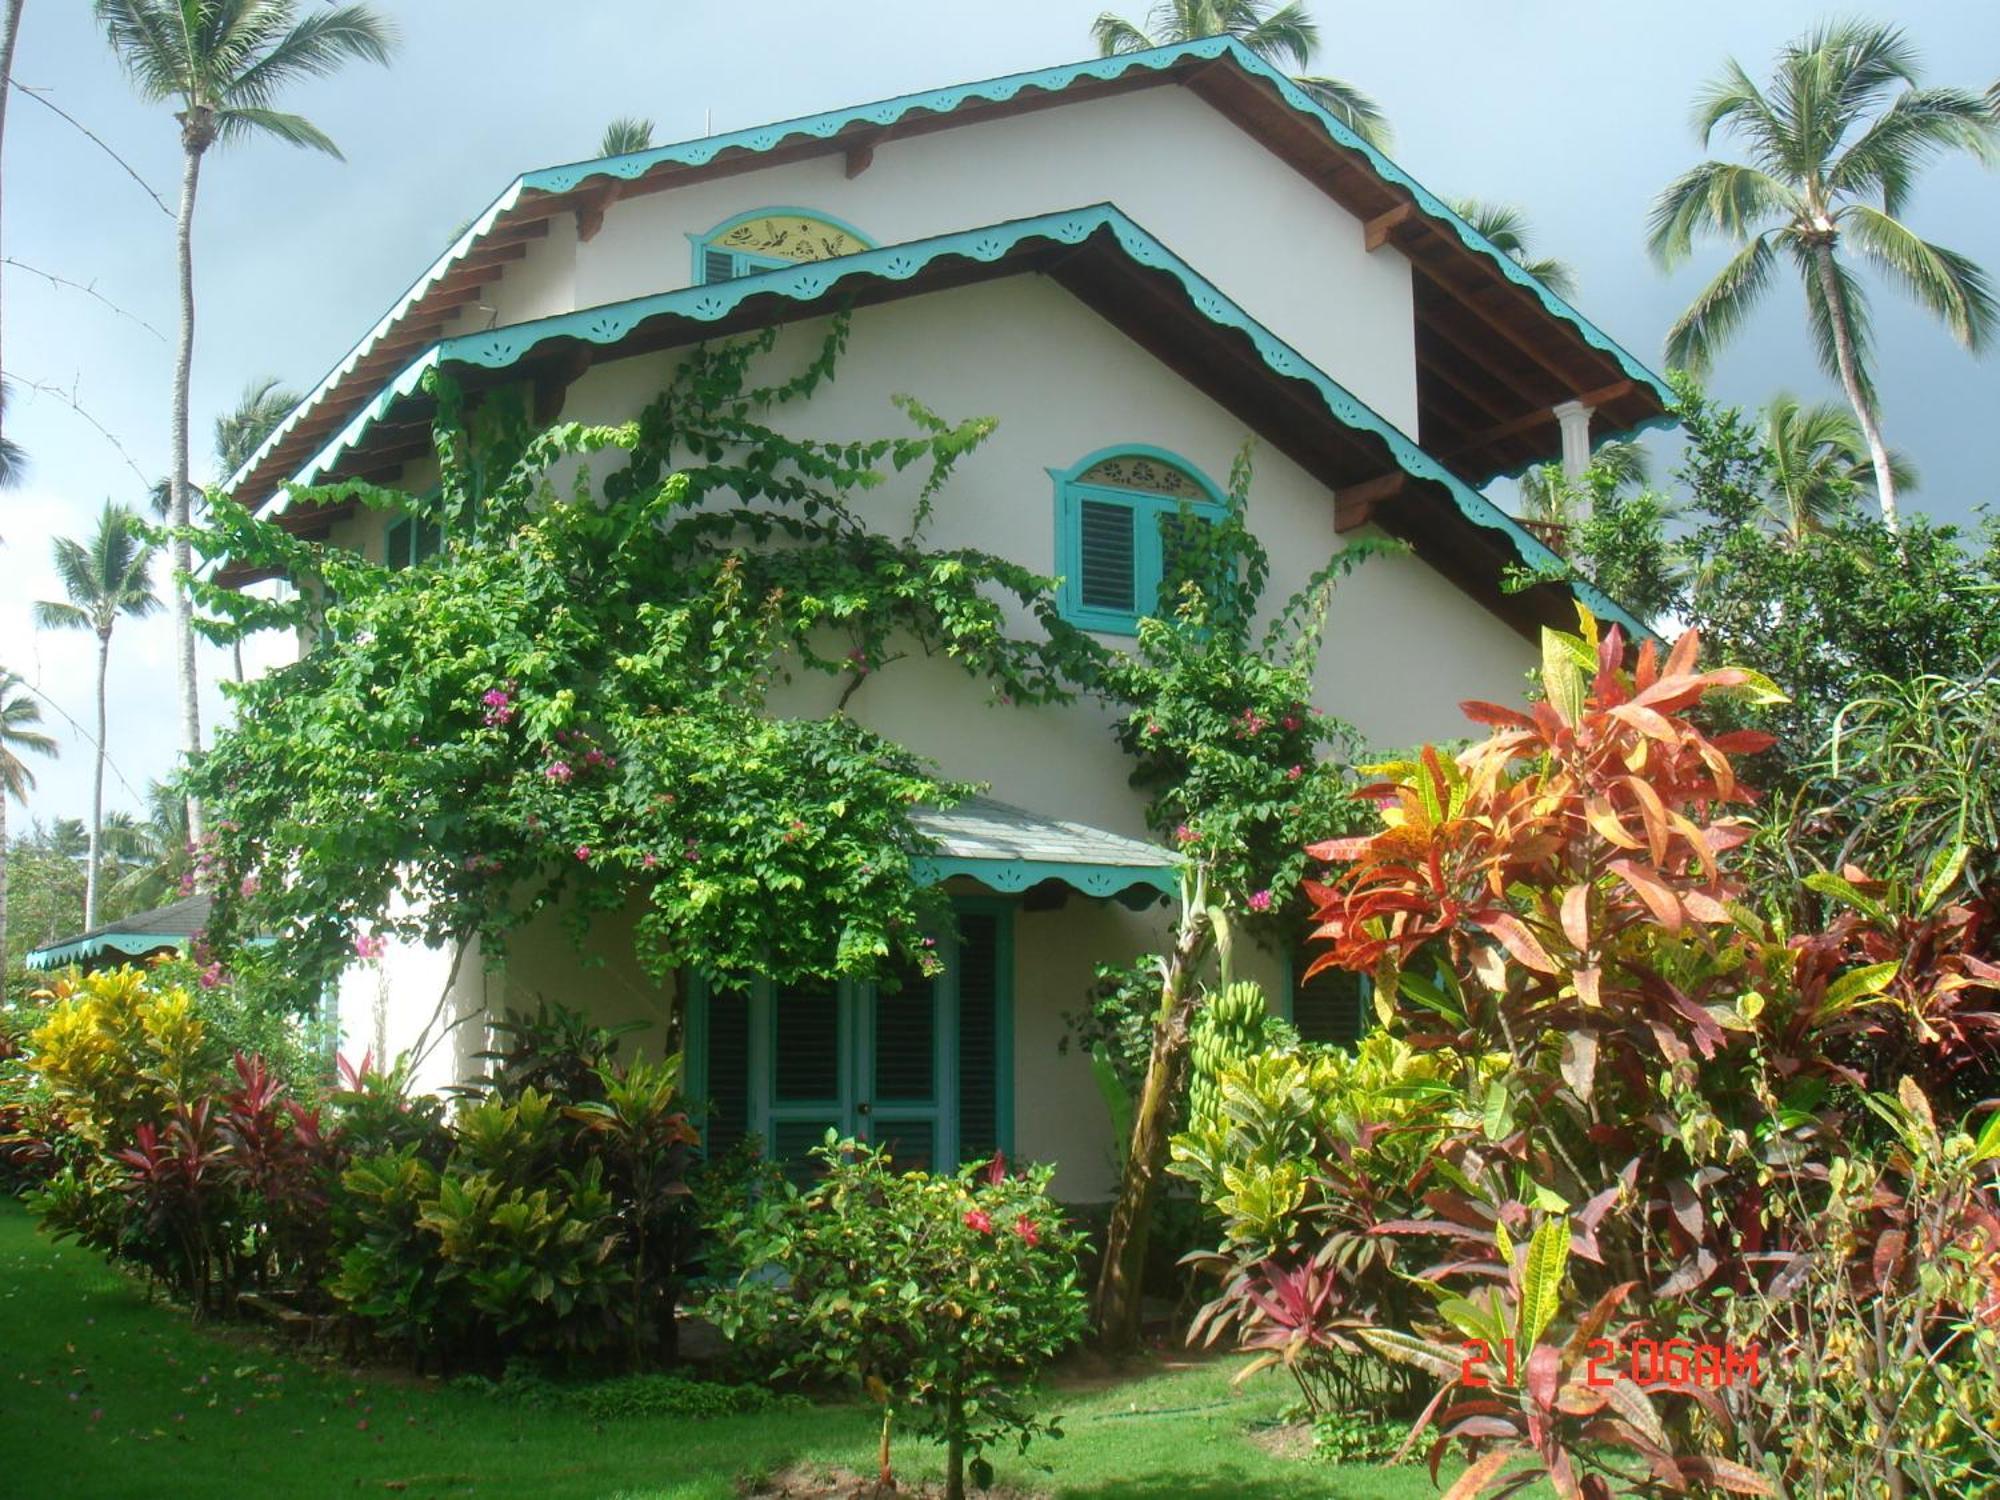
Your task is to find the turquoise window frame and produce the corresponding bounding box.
[1050,444,1226,636]
[384,486,445,570]
[688,205,876,286]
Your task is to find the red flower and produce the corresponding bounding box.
[984,1148,1007,1185]
[575,844,592,862]
[1014,1216,1040,1248]
[964,1209,993,1234]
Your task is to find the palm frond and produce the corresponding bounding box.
[1090,12,1156,56]
[1289,74,1390,149]
[1450,198,1575,297]
[1692,57,1784,160]
[32,599,92,633]
[1646,161,1796,267]
[215,104,341,155]
[1235,0,1317,73]
[1842,203,1997,353]
[1829,87,1997,215]
[37,502,162,634]
[221,4,396,112]
[598,115,655,158]
[91,0,197,103]
[213,376,300,474]
[0,672,60,804]
[1662,232,1778,373]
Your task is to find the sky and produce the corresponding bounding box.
[3,0,1997,838]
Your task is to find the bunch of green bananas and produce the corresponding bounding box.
[1187,980,1271,1132]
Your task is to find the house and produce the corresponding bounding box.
[24,893,213,974]
[222,39,1666,1197]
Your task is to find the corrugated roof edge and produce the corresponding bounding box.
[269,202,1657,642]
[229,36,1670,505]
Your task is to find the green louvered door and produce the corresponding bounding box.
[691,907,1009,1177]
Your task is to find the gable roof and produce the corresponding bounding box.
[227,202,1651,643]
[225,37,1671,517]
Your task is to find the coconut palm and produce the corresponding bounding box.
[1450,198,1578,299]
[33,503,160,929]
[1761,392,1917,541]
[0,0,26,470]
[599,115,654,157]
[93,0,396,842]
[214,374,300,478]
[1648,21,1996,531]
[0,380,23,490]
[1091,0,1389,149]
[1,669,59,970]
[105,779,192,911]
[1517,438,1650,526]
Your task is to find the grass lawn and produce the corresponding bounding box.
[0,1198,1457,1499]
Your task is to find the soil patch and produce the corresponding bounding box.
[743,1464,1050,1499]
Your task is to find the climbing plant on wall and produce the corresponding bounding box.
[183,316,1104,1008]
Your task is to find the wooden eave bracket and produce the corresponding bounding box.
[575,180,627,243]
[1334,471,1407,532]
[843,129,886,179]
[532,344,597,425]
[1363,201,1417,253]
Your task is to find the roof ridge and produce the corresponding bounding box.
[225,38,1667,510]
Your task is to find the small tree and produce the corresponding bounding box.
[1088,450,1384,1348]
[708,1139,1087,1500]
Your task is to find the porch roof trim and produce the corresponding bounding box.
[909,796,1177,901]
[24,893,212,972]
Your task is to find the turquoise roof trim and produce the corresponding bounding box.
[230,37,1669,504]
[276,203,1653,640]
[24,931,185,971]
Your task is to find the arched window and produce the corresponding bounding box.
[1049,446,1226,634]
[691,207,874,285]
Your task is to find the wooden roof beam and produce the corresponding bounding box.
[1440,379,1643,461]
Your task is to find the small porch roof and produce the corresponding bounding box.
[910,797,1176,906]
[24,893,212,972]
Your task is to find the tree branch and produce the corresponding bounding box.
[14,373,154,490]
[10,80,172,219]
[5,258,166,341]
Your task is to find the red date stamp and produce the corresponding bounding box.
[1459,1338,1762,1390]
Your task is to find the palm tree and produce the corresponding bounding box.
[1450,198,1578,299]
[1761,392,1916,541]
[599,115,654,157]
[0,380,23,490]
[0,0,26,468]
[34,503,160,929]
[92,0,396,842]
[106,779,191,911]
[1091,1,1389,149]
[1,669,59,971]
[1517,438,1650,526]
[214,374,300,478]
[1649,21,1996,530]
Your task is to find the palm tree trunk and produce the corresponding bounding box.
[85,631,108,930]
[1090,901,1212,1350]
[0,790,11,975]
[172,142,204,843]
[1810,240,1899,531]
[0,0,25,418]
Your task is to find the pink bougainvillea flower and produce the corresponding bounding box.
[1014,1215,1040,1248]
[545,761,573,783]
[238,872,260,897]
[1175,824,1193,844]
[199,962,226,990]
[1282,715,1302,732]
[481,688,510,708]
[353,933,386,961]
[1247,889,1273,913]
[963,1209,993,1234]
[641,852,659,869]
[575,845,592,862]
[1287,764,1304,782]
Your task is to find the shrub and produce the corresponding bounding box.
[706,1138,1088,1500]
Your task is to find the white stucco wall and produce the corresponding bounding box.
[564,86,1418,434]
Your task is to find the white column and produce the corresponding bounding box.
[1553,400,1595,480]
